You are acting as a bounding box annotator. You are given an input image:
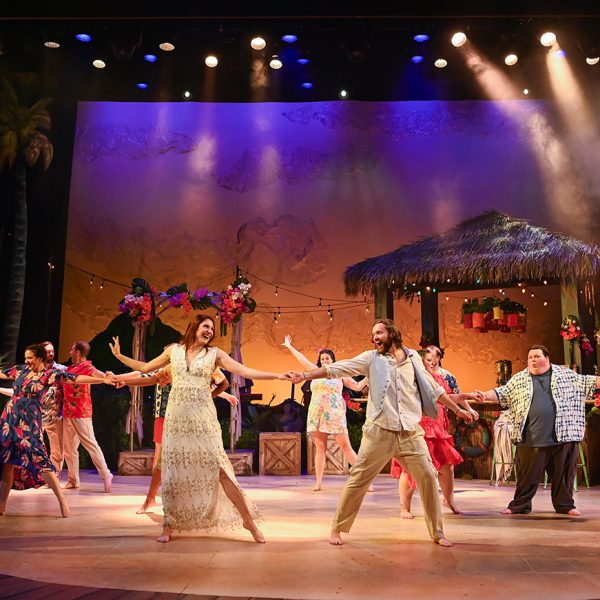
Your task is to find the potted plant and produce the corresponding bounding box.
[461,299,478,329]
[473,296,494,330]
[504,300,523,328]
[492,297,505,321]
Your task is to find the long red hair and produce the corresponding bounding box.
[180,314,215,351]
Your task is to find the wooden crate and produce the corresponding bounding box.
[259,432,301,475]
[226,450,254,476]
[306,435,350,475]
[117,449,154,476]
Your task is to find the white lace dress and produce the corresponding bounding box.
[161,344,261,532]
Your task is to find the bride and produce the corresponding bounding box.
[111,313,286,543]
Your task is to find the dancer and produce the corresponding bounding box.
[110,314,286,543]
[61,341,114,492]
[391,345,479,518]
[282,335,368,491]
[286,319,473,547]
[40,341,66,474]
[477,345,600,516]
[111,360,230,514]
[0,344,113,517]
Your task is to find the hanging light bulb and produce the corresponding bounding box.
[365,305,370,313]
[445,296,449,302]
[330,310,333,321]
[543,301,548,306]
[100,280,105,289]
[89,276,94,285]
[318,298,322,308]
[275,286,278,296]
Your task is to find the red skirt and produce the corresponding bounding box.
[153,417,165,444]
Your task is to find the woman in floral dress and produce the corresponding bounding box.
[282,336,368,491]
[110,314,286,544]
[0,344,111,517]
[391,345,479,517]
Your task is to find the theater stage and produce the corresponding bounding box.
[1,472,599,600]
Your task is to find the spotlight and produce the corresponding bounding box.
[92,59,106,69]
[554,49,566,58]
[251,37,266,50]
[75,33,92,43]
[586,56,600,65]
[144,54,157,63]
[338,89,349,99]
[281,34,297,43]
[413,34,429,42]
[136,83,148,89]
[301,82,313,89]
[504,53,518,66]
[434,58,448,68]
[183,90,192,99]
[269,55,282,69]
[540,32,556,47]
[44,41,61,49]
[411,55,424,64]
[523,88,530,95]
[297,57,309,65]
[205,55,218,68]
[159,41,175,52]
[451,32,467,47]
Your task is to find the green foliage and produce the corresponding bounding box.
[461,299,479,315]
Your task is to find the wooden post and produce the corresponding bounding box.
[374,285,394,320]
[578,280,598,375]
[560,281,581,370]
[130,321,147,451]
[420,289,440,347]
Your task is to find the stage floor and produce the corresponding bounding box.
[1,472,599,600]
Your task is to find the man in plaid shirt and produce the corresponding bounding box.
[478,345,599,515]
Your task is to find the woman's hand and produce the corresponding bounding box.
[282,335,293,349]
[109,336,121,357]
[220,391,239,406]
[455,408,473,424]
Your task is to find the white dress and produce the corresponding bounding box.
[161,345,261,532]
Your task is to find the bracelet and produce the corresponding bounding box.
[302,371,307,379]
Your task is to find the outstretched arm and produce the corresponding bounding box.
[73,374,115,385]
[438,392,473,424]
[281,335,318,371]
[215,348,286,380]
[450,392,481,419]
[0,387,14,397]
[342,376,368,392]
[109,336,172,373]
[112,372,160,387]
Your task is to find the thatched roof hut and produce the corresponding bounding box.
[344,211,600,297]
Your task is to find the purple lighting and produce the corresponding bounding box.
[301,82,313,89]
[136,83,148,89]
[413,34,429,42]
[297,58,310,65]
[282,34,298,43]
[411,55,424,64]
[144,54,158,63]
[75,33,92,43]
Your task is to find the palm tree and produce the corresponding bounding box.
[0,78,53,364]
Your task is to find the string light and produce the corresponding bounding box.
[365,305,370,313]
[100,280,105,289]
[445,295,449,301]
[89,276,94,285]
[543,280,548,285]
[544,301,548,306]
[530,293,535,298]
[318,298,322,308]
[522,288,526,294]
[275,286,278,296]
[330,310,333,321]
[426,286,431,291]
[277,307,281,318]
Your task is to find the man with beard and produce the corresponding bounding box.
[286,319,473,547]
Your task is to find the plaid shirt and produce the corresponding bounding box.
[494,365,597,443]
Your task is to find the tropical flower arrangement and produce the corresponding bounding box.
[343,390,364,414]
[160,284,214,317]
[559,315,582,341]
[119,278,155,323]
[220,276,256,325]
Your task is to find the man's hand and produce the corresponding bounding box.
[456,408,473,424]
[285,371,305,384]
[109,336,121,357]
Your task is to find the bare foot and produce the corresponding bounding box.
[59,499,70,518]
[500,508,515,515]
[157,525,172,543]
[442,499,464,515]
[367,483,375,492]
[136,498,159,514]
[103,473,113,493]
[243,520,266,543]
[435,536,454,547]
[400,509,414,519]
[63,482,79,489]
[567,508,581,516]
[329,530,343,545]
[312,483,322,491]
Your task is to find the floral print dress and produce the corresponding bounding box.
[307,378,347,434]
[0,366,74,490]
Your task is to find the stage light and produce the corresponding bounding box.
[282,34,297,43]
[451,32,467,47]
[92,59,106,69]
[75,33,92,43]
[183,90,192,99]
[301,82,313,89]
[144,54,157,63]
[339,89,349,99]
[504,54,518,66]
[251,37,266,50]
[586,56,600,65]
[554,49,566,58]
[269,56,282,69]
[540,32,556,47]
[434,58,448,68]
[136,82,148,89]
[297,57,309,65]
[159,41,175,52]
[523,88,530,95]
[411,55,424,64]
[205,55,218,67]
[414,34,429,42]
[44,41,60,48]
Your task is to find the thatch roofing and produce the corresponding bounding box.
[344,211,600,296]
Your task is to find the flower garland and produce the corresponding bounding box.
[220,277,256,325]
[118,278,155,323]
[559,315,582,341]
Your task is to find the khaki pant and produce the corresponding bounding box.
[43,419,64,474]
[332,423,444,541]
[63,418,111,486]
